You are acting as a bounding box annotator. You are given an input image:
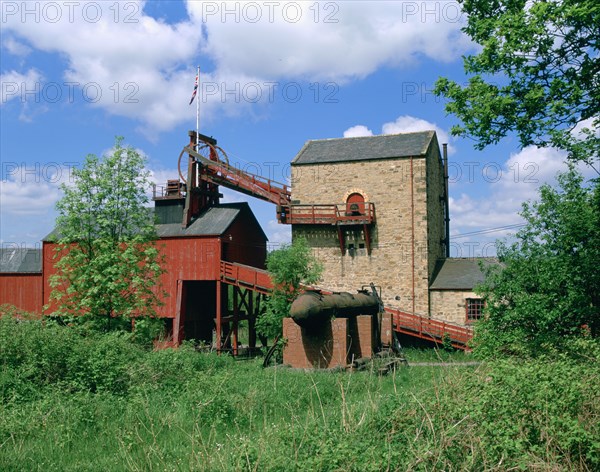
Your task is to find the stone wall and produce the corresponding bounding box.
[291,148,445,315]
[429,290,479,325]
[425,138,446,278]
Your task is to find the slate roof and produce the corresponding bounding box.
[291,131,436,165]
[429,258,500,290]
[43,202,267,241]
[156,202,267,239]
[0,247,42,273]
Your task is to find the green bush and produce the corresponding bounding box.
[0,315,143,400]
[2,313,597,471]
[380,341,600,470]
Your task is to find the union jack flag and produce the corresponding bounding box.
[189,74,198,105]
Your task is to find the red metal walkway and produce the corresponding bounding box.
[282,203,376,225]
[385,307,473,349]
[220,261,273,295]
[219,261,473,349]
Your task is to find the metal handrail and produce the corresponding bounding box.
[286,203,376,224]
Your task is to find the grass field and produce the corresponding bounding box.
[1,315,598,471]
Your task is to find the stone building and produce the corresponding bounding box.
[429,257,499,325]
[290,131,487,326]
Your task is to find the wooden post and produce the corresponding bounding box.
[216,281,222,353]
[174,280,185,345]
[232,287,239,356]
[248,292,256,349]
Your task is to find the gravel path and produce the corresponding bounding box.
[407,361,481,367]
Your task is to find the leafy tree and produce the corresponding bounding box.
[49,137,164,330]
[474,169,600,357]
[435,0,600,166]
[256,238,322,340]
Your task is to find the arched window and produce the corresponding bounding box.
[346,192,365,215]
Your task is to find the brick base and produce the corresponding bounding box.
[283,315,378,369]
[380,311,393,348]
[283,317,348,368]
[348,315,375,361]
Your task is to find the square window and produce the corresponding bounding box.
[466,298,484,322]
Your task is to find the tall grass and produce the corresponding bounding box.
[1,315,598,471]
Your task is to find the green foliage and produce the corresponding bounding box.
[1,316,598,471]
[474,169,600,357]
[0,315,142,401]
[49,137,165,330]
[435,0,600,164]
[381,342,600,470]
[256,238,322,339]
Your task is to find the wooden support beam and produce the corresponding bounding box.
[336,224,346,255]
[174,280,185,345]
[248,292,256,349]
[233,286,239,356]
[363,224,372,255]
[216,281,222,353]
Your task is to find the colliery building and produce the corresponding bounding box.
[1,130,492,352]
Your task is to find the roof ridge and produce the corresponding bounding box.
[292,131,437,165]
[304,130,434,144]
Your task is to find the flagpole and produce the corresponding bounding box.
[196,65,200,150]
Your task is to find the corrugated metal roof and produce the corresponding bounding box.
[429,258,500,290]
[291,131,435,165]
[0,247,42,273]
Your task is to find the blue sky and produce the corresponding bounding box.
[0,0,584,256]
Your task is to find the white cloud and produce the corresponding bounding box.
[343,125,373,138]
[2,1,474,134]
[342,115,455,153]
[572,117,600,139]
[381,115,455,153]
[266,219,291,246]
[190,1,472,82]
[2,36,32,56]
[0,68,43,104]
[0,169,62,216]
[448,145,597,255]
[2,1,203,133]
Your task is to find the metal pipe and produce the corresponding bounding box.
[410,155,415,315]
[443,143,450,258]
[290,290,379,328]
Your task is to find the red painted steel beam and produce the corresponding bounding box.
[184,146,291,207]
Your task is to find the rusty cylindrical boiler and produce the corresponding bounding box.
[289,290,379,328]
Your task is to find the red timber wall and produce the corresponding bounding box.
[155,237,221,318]
[41,215,266,335]
[221,212,267,269]
[42,238,222,318]
[0,273,43,314]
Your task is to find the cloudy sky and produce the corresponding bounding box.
[0,0,588,255]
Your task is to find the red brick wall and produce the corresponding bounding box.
[348,315,375,361]
[283,317,349,368]
[380,311,393,348]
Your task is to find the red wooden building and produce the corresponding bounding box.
[0,247,43,313]
[1,133,270,352]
